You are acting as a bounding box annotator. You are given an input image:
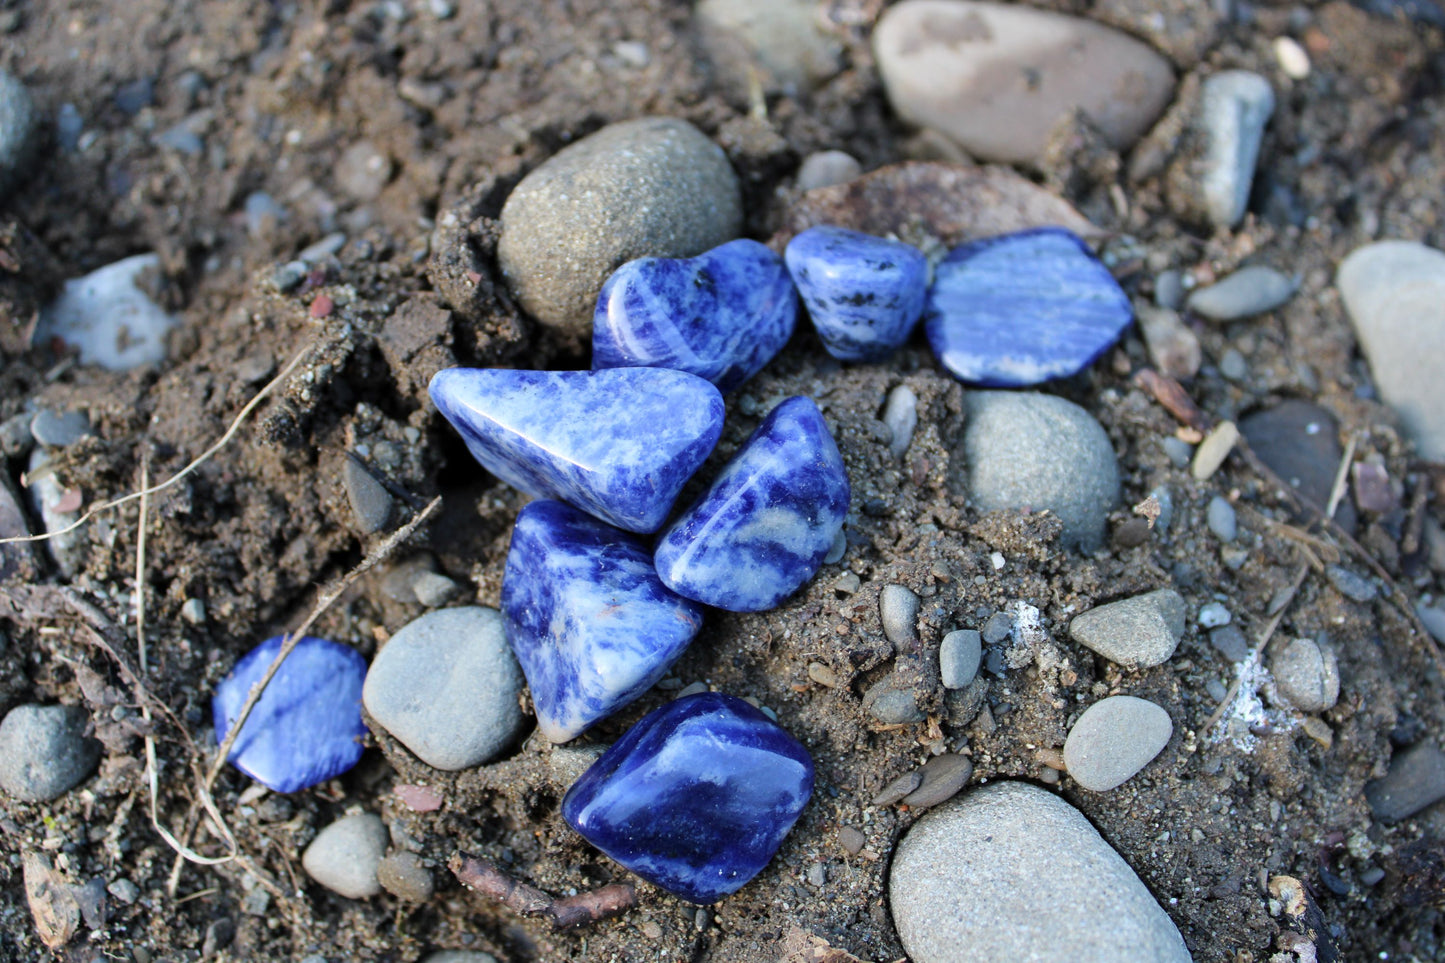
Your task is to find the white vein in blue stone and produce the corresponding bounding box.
[924,227,1133,387]
[655,396,850,612]
[593,239,798,392]
[429,367,725,533]
[502,500,704,743]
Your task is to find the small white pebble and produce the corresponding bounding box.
[1198,602,1232,628]
[1273,37,1310,80]
[990,552,1005,571]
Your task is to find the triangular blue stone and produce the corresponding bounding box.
[502,500,704,743]
[593,239,798,393]
[429,367,726,533]
[655,396,850,611]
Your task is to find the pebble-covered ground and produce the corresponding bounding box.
[2,1,1445,961]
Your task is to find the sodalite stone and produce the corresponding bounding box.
[925,227,1132,387]
[212,636,367,793]
[502,500,704,743]
[593,239,798,392]
[784,226,927,362]
[562,692,814,903]
[655,396,849,612]
[429,367,725,533]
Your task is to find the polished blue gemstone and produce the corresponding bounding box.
[429,367,725,533]
[924,227,1132,387]
[212,635,367,793]
[562,692,814,904]
[655,396,849,612]
[502,500,704,743]
[593,239,798,393]
[784,226,928,362]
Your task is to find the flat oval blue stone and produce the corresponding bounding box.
[592,239,798,392]
[654,396,849,612]
[924,227,1132,387]
[502,499,704,743]
[212,635,367,793]
[561,692,814,904]
[429,367,726,533]
[784,225,928,362]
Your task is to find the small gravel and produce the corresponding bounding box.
[1325,565,1377,602]
[343,456,394,534]
[1270,637,1340,713]
[872,769,923,807]
[0,704,101,802]
[1191,420,1239,480]
[1206,496,1237,542]
[939,629,982,689]
[411,571,461,608]
[899,754,973,809]
[862,677,924,725]
[1068,588,1186,669]
[980,611,1013,645]
[881,384,918,458]
[1209,624,1250,662]
[889,782,1191,962]
[1186,265,1296,321]
[1198,602,1232,628]
[376,851,434,902]
[363,607,528,770]
[1063,695,1173,792]
[302,812,389,899]
[879,584,921,647]
[837,826,866,855]
[1365,743,1445,823]
[795,150,861,193]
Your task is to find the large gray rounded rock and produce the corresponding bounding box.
[890,782,1191,963]
[1063,695,1173,792]
[1068,589,1186,669]
[1338,241,1445,461]
[302,812,389,899]
[363,607,528,770]
[0,70,38,199]
[1269,637,1339,713]
[497,118,743,335]
[873,1,1174,164]
[963,392,1120,552]
[0,704,101,802]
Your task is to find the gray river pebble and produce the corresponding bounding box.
[0,704,101,802]
[302,812,389,899]
[1326,565,1376,603]
[899,753,973,809]
[1209,624,1250,662]
[0,69,37,198]
[695,0,843,97]
[890,782,1191,962]
[1169,70,1275,229]
[363,607,527,770]
[376,851,434,902]
[1206,496,1237,542]
[343,457,394,534]
[498,118,742,335]
[1270,638,1339,713]
[963,392,1120,553]
[880,584,921,647]
[30,409,92,448]
[1187,266,1296,321]
[1366,743,1445,823]
[796,150,862,193]
[939,629,981,689]
[1068,589,1186,669]
[1063,695,1173,792]
[882,384,918,458]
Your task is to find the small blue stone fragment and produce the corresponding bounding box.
[212,636,367,793]
[924,227,1133,387]
[784,225,928,362]
[429,367,725,533]
[655,396,849,612]
[502,500,704,743]
[593,239,798,392]
[562,692,814,904]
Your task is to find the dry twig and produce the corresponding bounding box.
[450,852,639,930]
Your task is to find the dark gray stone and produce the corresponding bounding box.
[0,69,37,198]
[343,457,394,534]
[1209,624,1249,662]
[1326,565,1377,603]
[0,704,101,802]
[1240,400,1356,533]
[1366,743,1445,823]
[900,754,973,809]
[863,678,925,725]
[30,409,92,448]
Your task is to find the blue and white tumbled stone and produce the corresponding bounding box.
[784,226,928,362]
[429,367,725,533]
[924,227,1132,387]
[593,239,798,392]
[561,692,814,904]
[503,500,704,743]
[654,396,850,612]
[212,635,368,793]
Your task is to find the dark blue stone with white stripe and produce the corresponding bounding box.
[561,692,814,904]
[654,396,849,612]
[592,239,798,392]
[924,227,1132,387]
[502,500,704,743]
[212,635,367,793]
[429,367,725,533]
[784,226,927,362]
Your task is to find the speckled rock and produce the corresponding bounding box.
[498,118,743,336]
[962,392,1120,552]
[1068,589,1186,669]
[890,782,1191,962]
[0,704,101,802]
[873,1,1174,164]
[1063,696,1173,792]
[0,70,38,198]
[302,813,389,899]
[1269,637,1339,713]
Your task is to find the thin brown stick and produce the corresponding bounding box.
[547,884,638,929]
[0,339,314,548]
[1324,432,1358,521]
[1132,368,1210,431]
[449,853,552,916]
